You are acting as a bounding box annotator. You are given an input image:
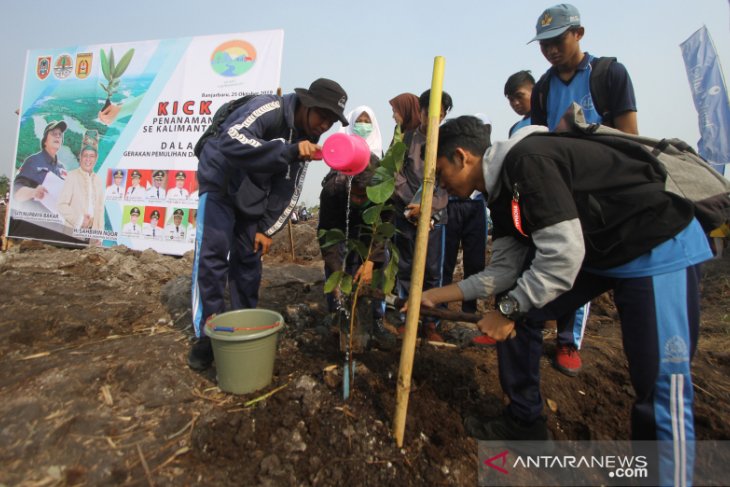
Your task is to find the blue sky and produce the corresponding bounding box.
[3,0,729,206]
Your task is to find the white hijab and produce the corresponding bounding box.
[339,105,383,157]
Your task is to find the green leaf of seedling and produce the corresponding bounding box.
[371,165,391,185]
[324,270,344,294]
[371,269,384,289]
[108,48,116,78]
[381,141,407,173]
[390,141,407,172]
[317,229,327,239]
[319,228,346,249]
[340,274,353,295]
[375,222,396,239]
[100,49,111,81]
[362,204,382,225]
[367,177,394,204]
[383,257,399,295]
[346,239,369,261]
[113,48,135,79]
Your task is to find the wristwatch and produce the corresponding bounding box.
[498,295,525,322]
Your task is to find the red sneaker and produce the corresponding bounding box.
[424,323,444,343]
[554,344,582,377]
[472,334,497,346]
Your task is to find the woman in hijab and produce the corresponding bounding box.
[340,105,383,157]
[388,93,421,146]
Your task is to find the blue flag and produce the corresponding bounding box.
[680,26,730,176]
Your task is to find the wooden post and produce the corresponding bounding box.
[393,56,445,447]
[288,219,296,262]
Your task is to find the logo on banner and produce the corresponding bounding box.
[75,53,93,79]
[36,56,51,80]
[53,54,73,79]
[210,40,257,77]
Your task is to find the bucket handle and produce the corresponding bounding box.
[208,321,282,333]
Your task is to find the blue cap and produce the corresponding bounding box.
[530,4,581,43]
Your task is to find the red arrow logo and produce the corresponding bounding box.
[484,450,510,475]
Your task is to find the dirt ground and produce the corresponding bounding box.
[0,215,729,486]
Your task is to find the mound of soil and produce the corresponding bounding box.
[0,227,728,485]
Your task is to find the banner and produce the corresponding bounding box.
[7,30,284,255]
[680,25,730,176]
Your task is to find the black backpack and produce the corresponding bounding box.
[557,102,730,231]
[535,56,617,127]
[193,94,283,158]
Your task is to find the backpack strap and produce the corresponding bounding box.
[533,70,552,126]
[589,56,616,127]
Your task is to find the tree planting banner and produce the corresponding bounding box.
[6,30,284,255]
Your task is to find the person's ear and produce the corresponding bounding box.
[454,148,469,168]
[575,27,585,41]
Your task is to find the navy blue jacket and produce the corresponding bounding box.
[14,150,66,191]
[197,93,316,236]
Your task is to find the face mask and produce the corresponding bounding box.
[353,122,373,138]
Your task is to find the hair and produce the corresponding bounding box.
[504,70,536,97]
[389,93,421,131]
[437,116,492,161]
[419,89,453,114]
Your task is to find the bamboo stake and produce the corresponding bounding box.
[393,56,445,447]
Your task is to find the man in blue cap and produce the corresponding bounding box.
[529,3,638,377]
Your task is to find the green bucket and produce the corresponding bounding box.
[205,309,284,395]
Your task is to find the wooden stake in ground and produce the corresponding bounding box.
[276,85,297,264]
[288,219,296,262]
[393,56,445,448]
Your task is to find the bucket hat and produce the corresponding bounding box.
[295,78,349,126]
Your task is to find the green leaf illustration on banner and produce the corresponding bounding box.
[99,47,135,111]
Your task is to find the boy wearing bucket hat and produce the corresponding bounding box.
[529,3,638,377]
[13,120,68,204]
[57,130,105,232]
[189,78,349,371]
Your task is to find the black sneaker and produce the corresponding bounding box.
[187,336,213,371]
[464,414,554,453]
